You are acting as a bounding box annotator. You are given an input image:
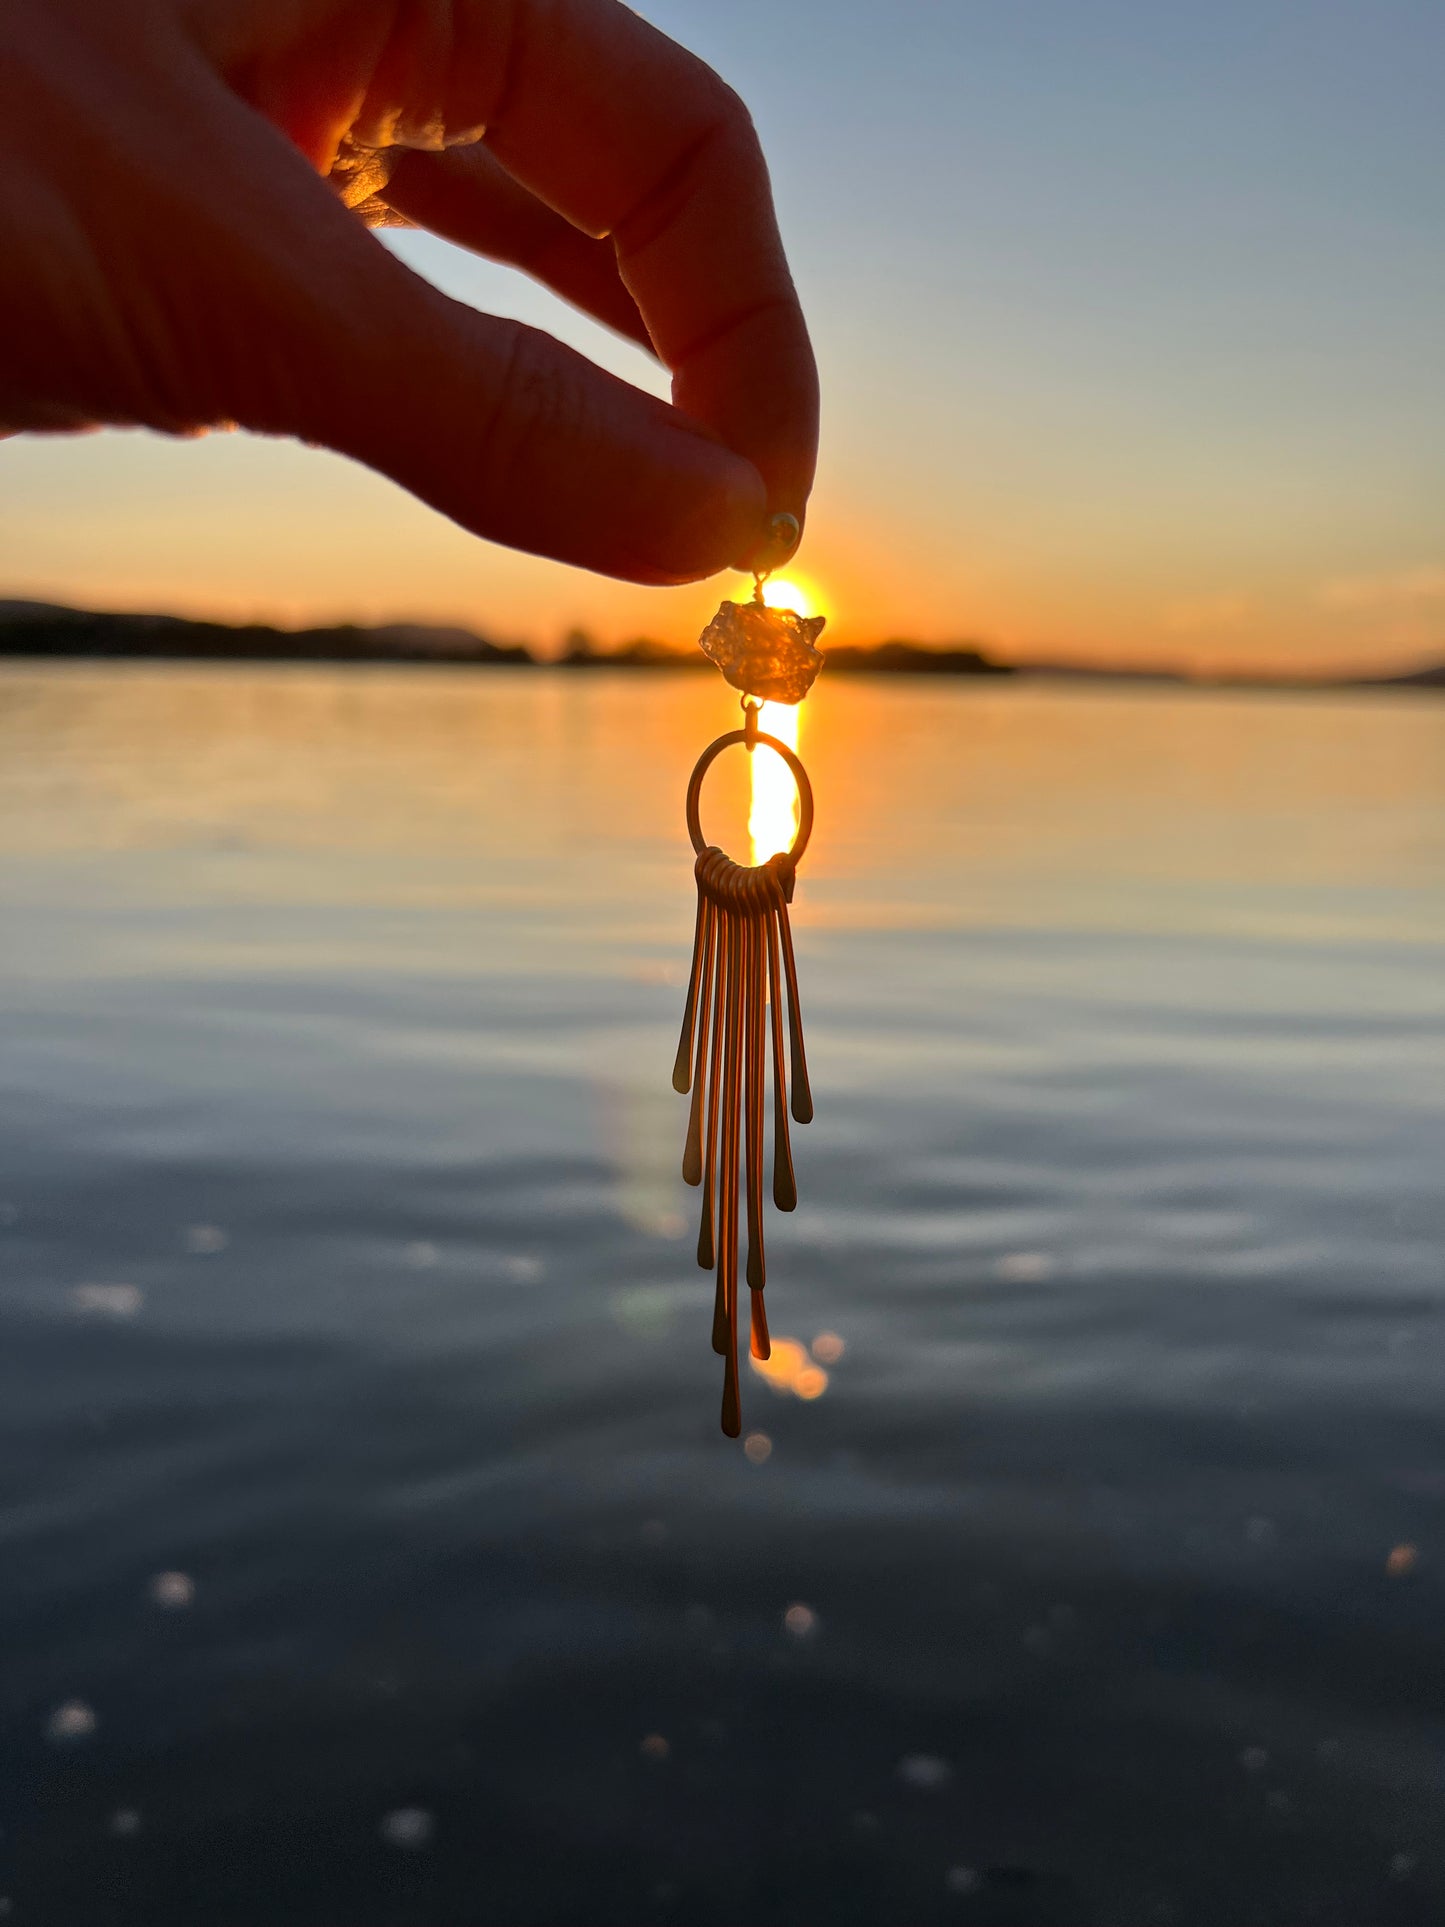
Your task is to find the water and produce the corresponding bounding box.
[1,664,1442,1927]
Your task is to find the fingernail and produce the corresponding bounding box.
[751,512,802,575]
[728,507,806,578]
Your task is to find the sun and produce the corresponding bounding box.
[759,575,819,620]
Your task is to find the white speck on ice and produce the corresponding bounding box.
[71,1283,143,1319]
[46,1701,97,1742]
[379,1808,434,1849]
[148,1571,195,1609]
[994,1252,1054,1283]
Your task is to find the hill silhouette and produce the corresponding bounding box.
[1,599,1440,688]
[0,600,531,665]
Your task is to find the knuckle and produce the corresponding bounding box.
[687,70,761,174]
[709,76,757,146]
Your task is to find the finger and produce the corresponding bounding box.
[382,144,655,356]
[198,89,764,582]
[455,0,818,566]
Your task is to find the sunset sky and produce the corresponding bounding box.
[2,0,1442,672]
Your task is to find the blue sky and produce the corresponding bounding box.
[2,0,1441,667]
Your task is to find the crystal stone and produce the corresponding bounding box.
[697,600,826,704]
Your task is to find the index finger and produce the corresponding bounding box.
[453,0,819,563]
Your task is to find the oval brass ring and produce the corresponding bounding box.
[685,728,814,868]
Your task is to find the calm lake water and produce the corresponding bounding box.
[1,664,1442,1927]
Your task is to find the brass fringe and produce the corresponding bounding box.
[674,848,812,1436]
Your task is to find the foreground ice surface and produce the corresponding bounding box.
[0,666,1442,1927]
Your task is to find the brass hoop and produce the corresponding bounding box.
[685,728,814,868]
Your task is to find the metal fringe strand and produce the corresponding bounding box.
[673,848,813,1436]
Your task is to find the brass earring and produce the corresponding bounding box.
[673,515,825,1437]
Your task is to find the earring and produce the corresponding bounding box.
[673,514,825,1436]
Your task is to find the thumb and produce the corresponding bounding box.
[207,106,767,584]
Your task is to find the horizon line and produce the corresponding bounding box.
[0,592,1439,689]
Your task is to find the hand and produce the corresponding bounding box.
[0,0,818,582]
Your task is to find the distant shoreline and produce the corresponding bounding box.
[0,599,1439,692]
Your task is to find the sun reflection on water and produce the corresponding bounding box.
[746,575,819,865]
[750,1334,829,1401]
[748,700,802,864]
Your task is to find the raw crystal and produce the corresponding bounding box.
[697,600,826,704]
